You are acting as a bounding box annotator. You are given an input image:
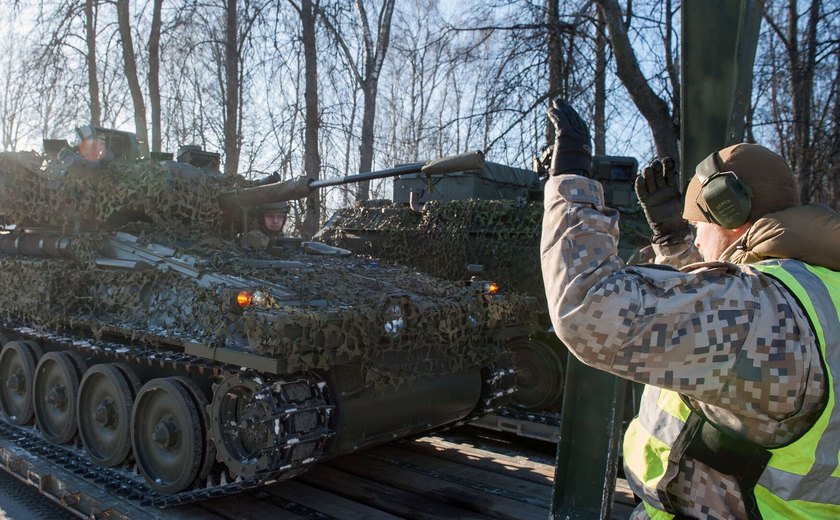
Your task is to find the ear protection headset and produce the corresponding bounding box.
[694,151,753,229]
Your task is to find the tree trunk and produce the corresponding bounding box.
[664,0,679,142]
[593,5,606,155]
[786,0,819,202]
[353,0,395,203]
[545,0,562,147]
[343,89,358,208]
[356,86,376,202]
[300,0,322,239]
[148,0,163,154]
[116,0,148,149]
[595,0,678,162]
[223,0,241,176]
[85,0,101,127]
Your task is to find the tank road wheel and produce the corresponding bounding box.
[509,337,565,411]
[171,376,215,483]
[77,363,138,467]
[131,378,204,494]
[0,341,41,425]
[62,350,89,381]
[33,352,86,444]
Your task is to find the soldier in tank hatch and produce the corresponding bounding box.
[541,97,840,519]
[258,201,290,239]
[238,200,290,250]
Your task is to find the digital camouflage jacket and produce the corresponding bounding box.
[540,174,839,519]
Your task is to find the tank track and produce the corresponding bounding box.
[449,351,518,429]
[0,418,273,507]
[471,352,518,418]
[493,406,562,427]
[0,322,334,508]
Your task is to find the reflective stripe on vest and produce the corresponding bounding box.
[623,386,689,513]
[752,260,840,518]
[624,259,840,519]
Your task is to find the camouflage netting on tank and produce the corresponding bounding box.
[222,251,536,387]
[0,152,244,239]
[237,259,536,387]
[318,198,654,315]
[0,231,536,388]
[0,151,538,387]
[318,199,545,304]
[0,255,222,337]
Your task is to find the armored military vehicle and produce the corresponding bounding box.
[315,152,647,439]
[0,126,535,504]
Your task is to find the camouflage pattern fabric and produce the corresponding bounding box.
[541,174,827,520]
[0,152,243,240]
[0,152,538,389]
[317,197,650,317]
[319,199,545,303]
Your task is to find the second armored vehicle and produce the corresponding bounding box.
[316,153,647,438]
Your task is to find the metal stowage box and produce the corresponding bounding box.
[393,162,538,203]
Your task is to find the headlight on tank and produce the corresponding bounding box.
[382,298,408,338]
[230,289,269,313]
[469,278,499,295]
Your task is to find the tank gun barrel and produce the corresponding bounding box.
[219,151,485,210]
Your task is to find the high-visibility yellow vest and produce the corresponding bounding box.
[623,259,840,519]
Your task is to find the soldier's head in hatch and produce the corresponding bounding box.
[259,201,289,235]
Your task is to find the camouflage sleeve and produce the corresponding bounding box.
[540,175,825,445]
[651,238,704,267]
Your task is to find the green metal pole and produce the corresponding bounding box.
[550,354,626,519]
[680,0,763,188]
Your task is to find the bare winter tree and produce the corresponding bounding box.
[0,34,33,151]
[758,0,838,206]
[85,0,102,127]
[320,0,396,202]
[545,0,568,146]
[593,4,607,155]
[594,0,679,162]
[288,0,323,238]
[381,0,452,164]
[116,0,149,149]
[5,0,834,211]
[439,0,591,166]
[33,0,109,131]
[223,0,241,176]
[148,0,163,153]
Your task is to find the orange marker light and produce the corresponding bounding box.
[485,282,499,295]
[236,290,253,307]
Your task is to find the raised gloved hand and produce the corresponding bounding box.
[547,98,592,176]
[634,157,690,245]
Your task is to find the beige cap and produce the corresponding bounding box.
[683,143,800,224]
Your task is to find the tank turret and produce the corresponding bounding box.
[0,126,535,502]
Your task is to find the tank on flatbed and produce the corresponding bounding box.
[316,151,648,419]
[0,126,536,501]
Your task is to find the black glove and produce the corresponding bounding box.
[547,98,592,176]
[634,157,690,245]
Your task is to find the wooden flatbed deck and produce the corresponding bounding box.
[1,427,637,519]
